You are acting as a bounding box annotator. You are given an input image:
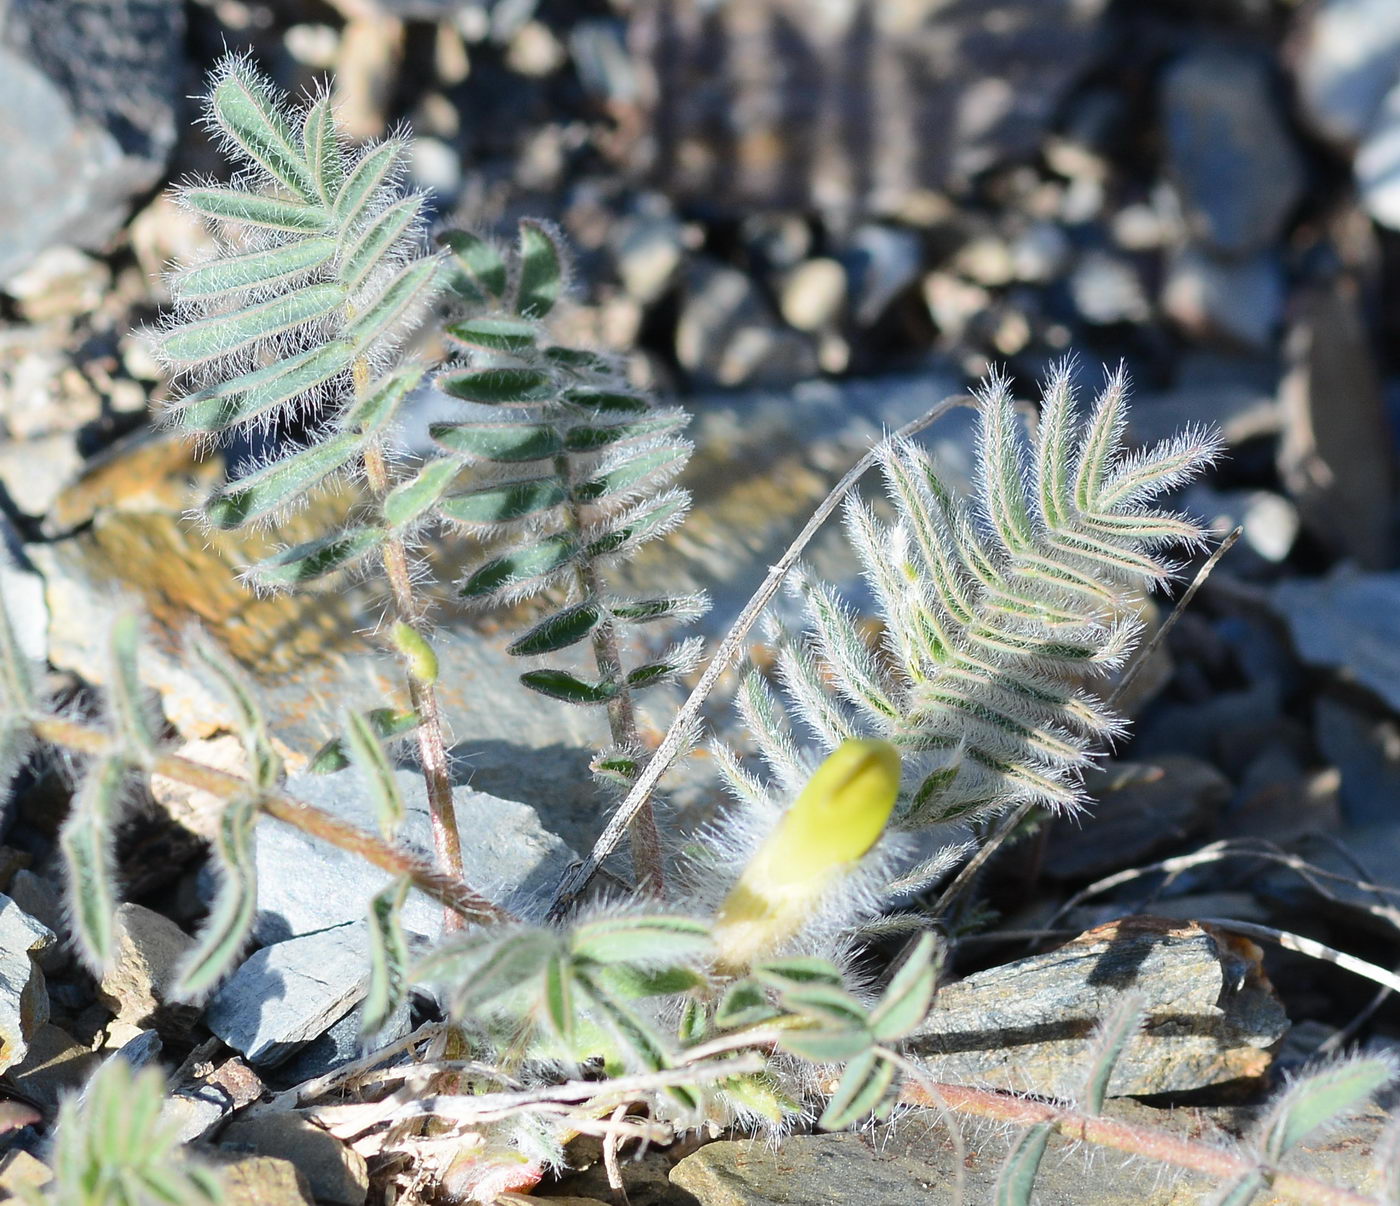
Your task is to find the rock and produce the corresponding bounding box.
[778,259,847,332]
[1160,47,1304,255]
[613,210,687,305]
[742,214,813,271]
[1125,383,1281,450]
[0,0,184,285]
[1292,0,1400,147]
[269,992,411,1089]
[1315,694,1400,828]
[201,1151,314,1206]
[1161,246,1285,350]
[676,260,819,388]
[220,1111,368,1206]
[204,923,374,1067]
[164,1054,264,1143]
[1271,568,1400,711]
[96,903,197,1030]
[0,533,46,683]
[909,917,1287,1097]
[921,271,990,343]
[110,1028,163,1070]
[838,225,921,327]
[626,0,1109,217]
[1278,284,1395,568]
[4,246,110,322]
[3,1024,99,1110]
[245,767,576,944]
[4,872,64,972]
[0,433,84,520]
[1044,757,1230,881]
[0,895,54,1075]
[1069,249,1152,326]
[0,1150,53,1198]
[1180,485,1299,569]
[1009,220,1071,283]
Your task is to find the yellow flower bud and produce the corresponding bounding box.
[713,739,901,973]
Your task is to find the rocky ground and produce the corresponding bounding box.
[3,0,1400,1202]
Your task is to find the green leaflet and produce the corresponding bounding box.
[341,196,422,291]
[431,421,563,463]
[363,877,411,1037]
[309,707,419,773]
[438,367,556,406]
[994,1123,1054,1206]
[439,229,508,303]
[173,237,337,302]
[868,932,940,1042]
[0,575,35,718]
[570,914,712,965]
[460,535,577,600]
[506,601,602,657]
[381,457,461,529]
[250,525,384,587]
[1260,1058,1397,1161]
[302,94,344,204]
[161,282,347,366]
[609,595,702,624]
[518,668,618,705]
[181,188,328,232]
[515,220,565,318]
[715,980,780,1029]
[817,1050,896,1130]
[345,258,442,351]
[190,636,282,790]
[333,138,405,228]
[106,613,159,759]
[564,414,684,452]
[561,387,650,414]
[779,1026,873,1064]
[439,477,567,527]
[204,433,362,529]
[212,64,319,200]
[60,758,125,974]
[343,708,406,838]
[1082,993,1144,1114]
[172,341,355,435]
[175,791,259,1000]
[341,366,424,435]
[575,446,689,504]
[542,953,576,1049]
[446,316,539,352]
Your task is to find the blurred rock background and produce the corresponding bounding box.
[5,0,1400,1201]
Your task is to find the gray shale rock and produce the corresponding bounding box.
[0,894,54,1074]
[247,768,576,945]
[0,0,184,285]
[97,902,197,1030]
[909,917,1287,1097]
[204,923,374,1068]
[220,1111,368,1206]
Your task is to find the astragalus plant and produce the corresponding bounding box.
[4,52,1398,1206]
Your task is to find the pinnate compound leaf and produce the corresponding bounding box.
[60,758,125,974]
[439,367,556,406]
[460,536,576,600]
[205,433,361,529]
[1258,1057,1398,1162]
[439,477,566,527]
[343,708,405,838]
[251,525,384,587]
[818,1049,896,1130]
[507,601,602,657]
[175,790,258,1000]
[570,914,712,965]
[519,668,619,706]
[345,258,442,352]
[431,421,563,464]
[382,457,460,529]
[869,931,940,1042]
[516,220,565,318]
[363,876,411,1037]
[439,229,508,303]
[994,1123,1054,1206]
[309,708,418,773]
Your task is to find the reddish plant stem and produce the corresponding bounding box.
[32,715,510,926]
[901,1080,1379,1206]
